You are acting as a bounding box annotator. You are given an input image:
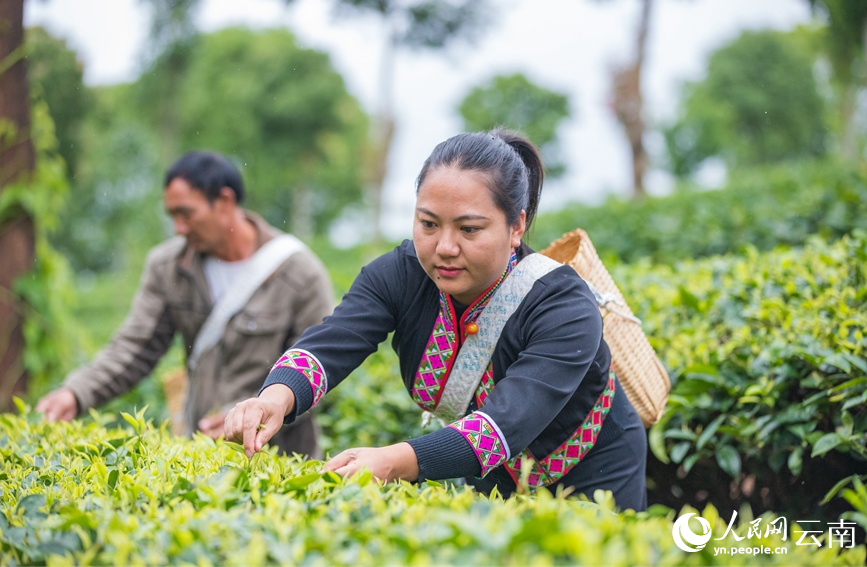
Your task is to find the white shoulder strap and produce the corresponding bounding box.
[430,253,561,423]
[187,234,306,371]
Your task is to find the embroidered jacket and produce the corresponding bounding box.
[262,240,614,489]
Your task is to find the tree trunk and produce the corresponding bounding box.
[841,16,867,162]
[0,0,36,411]
[611,0,652,197]
[839,84,858,161]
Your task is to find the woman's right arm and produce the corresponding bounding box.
[224,244,409,454]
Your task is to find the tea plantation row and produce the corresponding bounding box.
[615,231,867,522]
[1,405,864,566]
[534,160,867,265]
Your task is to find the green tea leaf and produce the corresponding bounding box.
[715,445,741,478]
[17,494,48,519]
[812,432,843,457]
[696,414,726,450]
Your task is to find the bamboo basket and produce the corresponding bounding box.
[541,228,670,427]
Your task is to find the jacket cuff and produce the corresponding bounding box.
[63,372,94,415]
[260,367,313,425]
[407,427,481,482]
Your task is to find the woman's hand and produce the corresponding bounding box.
[224,384,296,458]
[324,442,420,483]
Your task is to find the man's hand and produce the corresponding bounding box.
[224,384,296,458]
[324,442,420,483]
[198,412,226,439]
[35,387,79,422]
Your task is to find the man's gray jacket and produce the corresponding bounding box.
[64,211,334,456]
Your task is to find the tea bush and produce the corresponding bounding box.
[1,406,863,566]
[615,232,867,522]
[533,160,867,265]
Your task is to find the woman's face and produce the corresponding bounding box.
[413,166,525,305]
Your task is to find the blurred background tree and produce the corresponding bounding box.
[28,25,368,271]
[663,29,828,178]
[25,28,162,273]
[0,0,36,410]
[23,26,160,274]
[458,73,571,178]
[138,27,368,238]
[136,0,202,163]
[607,0,653,197]
[807,0,867,162]
[24,26,93,180]
[328,0,490,244]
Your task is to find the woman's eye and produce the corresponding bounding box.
[420,220,436,229]
[461,226,481,234]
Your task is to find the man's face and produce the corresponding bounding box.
[163,178,229,255]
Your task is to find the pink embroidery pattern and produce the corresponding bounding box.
[411,298,456,411]
[504,373,616,489]
[474,365,495,408]
[410,251,518,413]
[271,350,327,406]
[448,413,508,476]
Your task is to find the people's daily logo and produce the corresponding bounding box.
[672,513,713,552]
[671,511,856,556]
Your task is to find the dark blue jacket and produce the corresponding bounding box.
[262,240,646,506]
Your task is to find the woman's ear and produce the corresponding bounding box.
[511,210,527,248]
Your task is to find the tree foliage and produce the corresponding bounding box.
[136,27,368,236]
[21,26,163,274]
[458,73,571,177]
[807,0,867,160]
[6,101,79,401]
[333,0,488,49]
[48,82,164,273]
[329,0,490,244]
[535,160,866,265]
[664,29,828,177]
[808,0,867,86]
[24,26,93,179]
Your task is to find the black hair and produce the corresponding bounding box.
[164,150,245,204]
[415,129,544,231]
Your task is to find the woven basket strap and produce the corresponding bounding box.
[584,281,642,325]
[432,253,561,423]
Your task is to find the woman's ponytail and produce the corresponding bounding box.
[493,130,544,231]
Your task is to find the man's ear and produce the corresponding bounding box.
[216,186,237,207]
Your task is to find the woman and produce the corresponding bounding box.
[225,130,647,511]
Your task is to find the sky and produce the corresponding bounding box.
[23,0,814,240]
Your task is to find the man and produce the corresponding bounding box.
[36,151,333,457]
